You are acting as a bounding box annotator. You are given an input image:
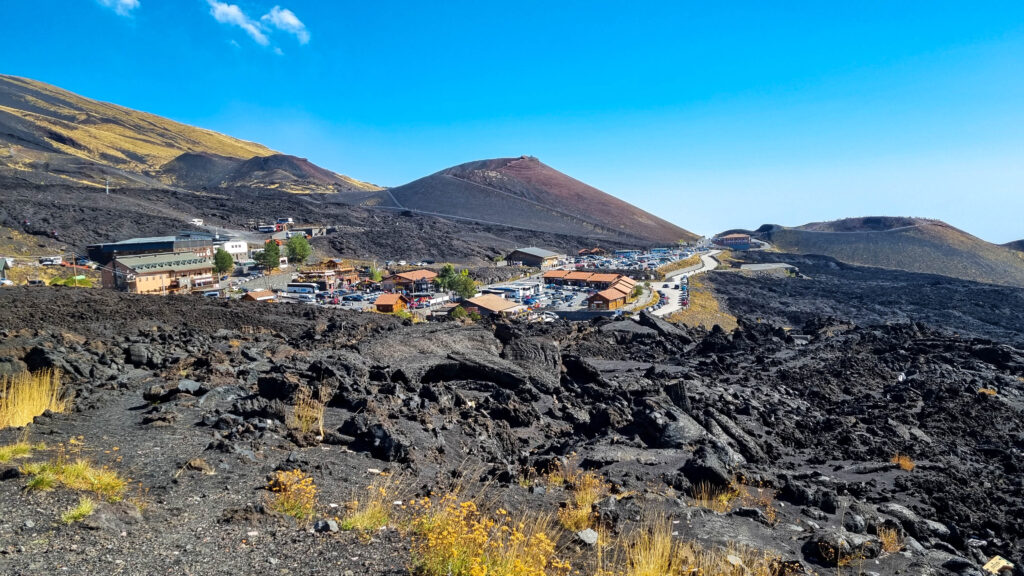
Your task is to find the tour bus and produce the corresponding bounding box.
[285,282,319,295]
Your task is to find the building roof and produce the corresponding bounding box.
[719,233,751,240]
[590,287,629,302]
[115,252,213,273]
[395,269,438,282]
[564,271,593,281]
[103,235,178,247]
[587,273,622,283]
[542,270,570,279]
[468,294,524,314]
[243,289,276,301]
[610,281,634,294]
[509,247,561,259]
[615,276,637,287]
[374,293,409,306]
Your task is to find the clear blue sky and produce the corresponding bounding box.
[4,1,1024,242]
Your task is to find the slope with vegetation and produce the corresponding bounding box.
[0,74,379,193]
[1,285,1022,573]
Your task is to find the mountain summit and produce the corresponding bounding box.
[0,75,379,193]
[381,156,696,244]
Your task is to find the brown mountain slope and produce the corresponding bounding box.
[0,74,379,193]
[745,217,1024,288]
[160,152,378,193]
[1004,240,1024,253]
[383,156,695,244]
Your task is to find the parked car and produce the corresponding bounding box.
[343,294,364,302]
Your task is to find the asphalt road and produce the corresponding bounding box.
[652,250,721,317]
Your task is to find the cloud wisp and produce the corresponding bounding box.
[98,0,140,17]
[262,6,310,45]
[206,2,310,50]
[207,0,270,46]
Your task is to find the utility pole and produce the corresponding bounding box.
[105,178,109,195]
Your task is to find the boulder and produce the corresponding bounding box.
[126,343,150,368]
[632,396,707,449]
[681,444,732,487]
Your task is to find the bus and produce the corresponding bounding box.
[285,282,319,295]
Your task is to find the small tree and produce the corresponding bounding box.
[450,305,468,320]
[258,240,280,271]
[434,263,458,291]
[287,235,312,265]
[451,274,477,300]
[213,248,234,275]
[368,264,383,282]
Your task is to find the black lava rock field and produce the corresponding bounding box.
[0,281,1022,575]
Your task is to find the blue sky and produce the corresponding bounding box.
[4,1,1024,242]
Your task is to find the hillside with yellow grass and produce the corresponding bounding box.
[0,75,379,194]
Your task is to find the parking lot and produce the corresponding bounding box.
[570,248,697,272]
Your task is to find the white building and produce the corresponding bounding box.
[214,240,249,263]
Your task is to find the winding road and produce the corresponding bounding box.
[651,250,721,317]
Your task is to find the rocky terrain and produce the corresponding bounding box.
[726,218,1024,288]
[1,282,1022,575]
[1,75,693,258]
[710,251,1024,348]
[0,178,637,264]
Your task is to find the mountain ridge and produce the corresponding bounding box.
[724,216,1024,288]
[0,74,380,193]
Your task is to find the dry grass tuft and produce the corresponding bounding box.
[287,387,326,438]
[620,520,676,576]
[61,496,95,524]
[22,457,128,501]
[0,440,45,463]
[557,469,611,531]
[612,518,784,576]
[544,456,583,488]
[409,493,571,576]
[689,478,778,524]
[691,481,741,514]
[340,475,401,532]
[0,369,70,429]
[977,387,998,396]
[890,454,916,471]
[266,469,317,521]
[878,526,903,553]
[544,456,611,531]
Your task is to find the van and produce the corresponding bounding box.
[202,290,220,298]
[190,218,204,226]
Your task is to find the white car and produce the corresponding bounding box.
[0,279,13,287]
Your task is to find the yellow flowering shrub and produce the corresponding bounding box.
[266,469,317,521]
[409,494,571,576]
